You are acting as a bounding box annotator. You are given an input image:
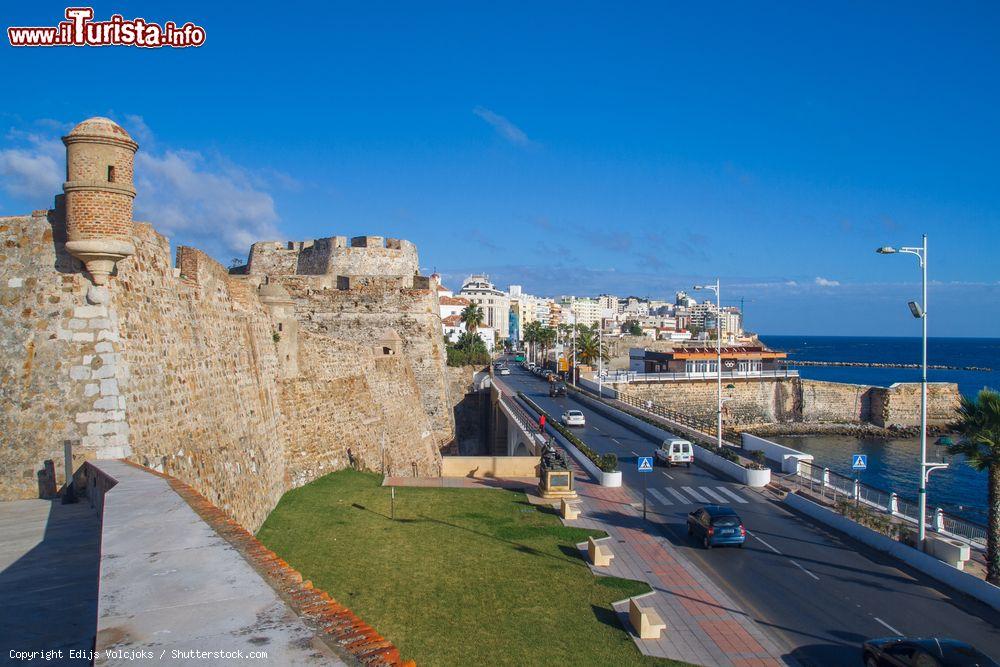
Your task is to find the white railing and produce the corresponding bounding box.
[605,369,800,383]
[791,460,986,551]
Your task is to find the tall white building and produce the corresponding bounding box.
[458,274,510,341]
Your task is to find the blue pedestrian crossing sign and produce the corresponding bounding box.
[638,456,654,472]
[852,454,867,470]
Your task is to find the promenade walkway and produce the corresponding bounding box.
[0,497,101,662]
[92,460,346,666]
[559,470,789,666]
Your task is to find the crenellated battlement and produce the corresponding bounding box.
[247,235,418,278]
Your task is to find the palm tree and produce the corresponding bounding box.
[538,326,556,368]
[947,388,1000,584]
[460,304,485,333]
[576,328,608,366]
[523,321,543,362]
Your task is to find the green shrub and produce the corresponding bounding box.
[447,347,491,367]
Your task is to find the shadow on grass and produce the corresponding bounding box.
[514,500,560,517]
[558,544,586,561]
[416,513,589,566]
[350,503,417,523]
[590,603,624,631]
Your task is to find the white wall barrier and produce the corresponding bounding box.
[784,492,1000,613]
[741,433,814,474]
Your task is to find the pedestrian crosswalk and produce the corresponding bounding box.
[642,484,753,507]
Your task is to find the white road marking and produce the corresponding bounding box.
[749,532,782,554]
[662,471,674,480]
[699,486,728,503]
[681,486,710,503]
[716,486,749,504]
[610,437,621,444]
[790,559,820,580]
[648,488,672,505]
[631,450,640,456]
[666,488,690,504]
[874,617,902,635]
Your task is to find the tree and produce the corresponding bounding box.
[523,321,543,362]
[626,321,643,337]
[947,388,1000,584]
[538,326,556,368]
[460,304,485,333]
[576,328,608,366]
[455,331,487,353]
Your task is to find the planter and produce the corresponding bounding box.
[600,470,623,487]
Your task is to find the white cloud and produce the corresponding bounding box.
[134,148,281,255]
[0,117,285,258]
[473,106,532,146]
[814,276,841,287]
[0,130,63,201]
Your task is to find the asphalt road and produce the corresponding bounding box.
[502,364,1000,666]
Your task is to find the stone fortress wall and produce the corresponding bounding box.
[0,117,454,532]
[619,376,961,430]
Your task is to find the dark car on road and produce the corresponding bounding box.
[549,382,567,397]
[862,637,998,667]
[686,505,746,549]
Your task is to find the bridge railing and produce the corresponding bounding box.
[607,369,800,383]
[789,460,986,551]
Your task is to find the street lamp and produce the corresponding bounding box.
[876,235,945,550]
[694,279,723,448]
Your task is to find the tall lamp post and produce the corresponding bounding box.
[876,235,946,550]
[694,279,723,448]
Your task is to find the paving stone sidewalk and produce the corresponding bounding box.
[557,466,793,666]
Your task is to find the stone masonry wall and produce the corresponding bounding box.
[871,383,961,428]
[110,226,288,532]
[279,331,441,486]
[0,210,452,534]
[617,376,960,429]
[0,210,130,497]
[247,236,418,278]
[621,377,799,426]
[275,276,455,445]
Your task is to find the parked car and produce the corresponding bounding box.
[687,506,746,549]
[862,637,998,667]
[549,382,567,397]
[561,410,586,427]
[654,437,693,467]
[499,367,511,375]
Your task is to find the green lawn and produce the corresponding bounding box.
[257,470,682,666]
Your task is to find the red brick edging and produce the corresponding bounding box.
[121,461,412,666]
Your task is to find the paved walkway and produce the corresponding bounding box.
[92,460,346,666]
[559,466,790,666]
[0,497,101,661]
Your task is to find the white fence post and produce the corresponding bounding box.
[933,507,945,532]
[853,479,861,501]
[888,492,898,515]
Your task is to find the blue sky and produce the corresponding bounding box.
[1,1,998,336]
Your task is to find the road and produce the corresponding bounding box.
[502,364,1000,666]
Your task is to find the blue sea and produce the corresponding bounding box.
[758,336,1000,524]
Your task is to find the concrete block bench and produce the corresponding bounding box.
[925,534,972,570]
[629,596,666,640]
[587,536,614,567]
[561,498,580,520]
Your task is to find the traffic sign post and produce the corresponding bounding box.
[851,454,866,510]
[638,457,653,520]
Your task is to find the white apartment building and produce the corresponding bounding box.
[458,274,509,341]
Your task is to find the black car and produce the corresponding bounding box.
[549,382,567,397]
[862,637,998,667]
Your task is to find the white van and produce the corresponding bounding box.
[654,437,693,467]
